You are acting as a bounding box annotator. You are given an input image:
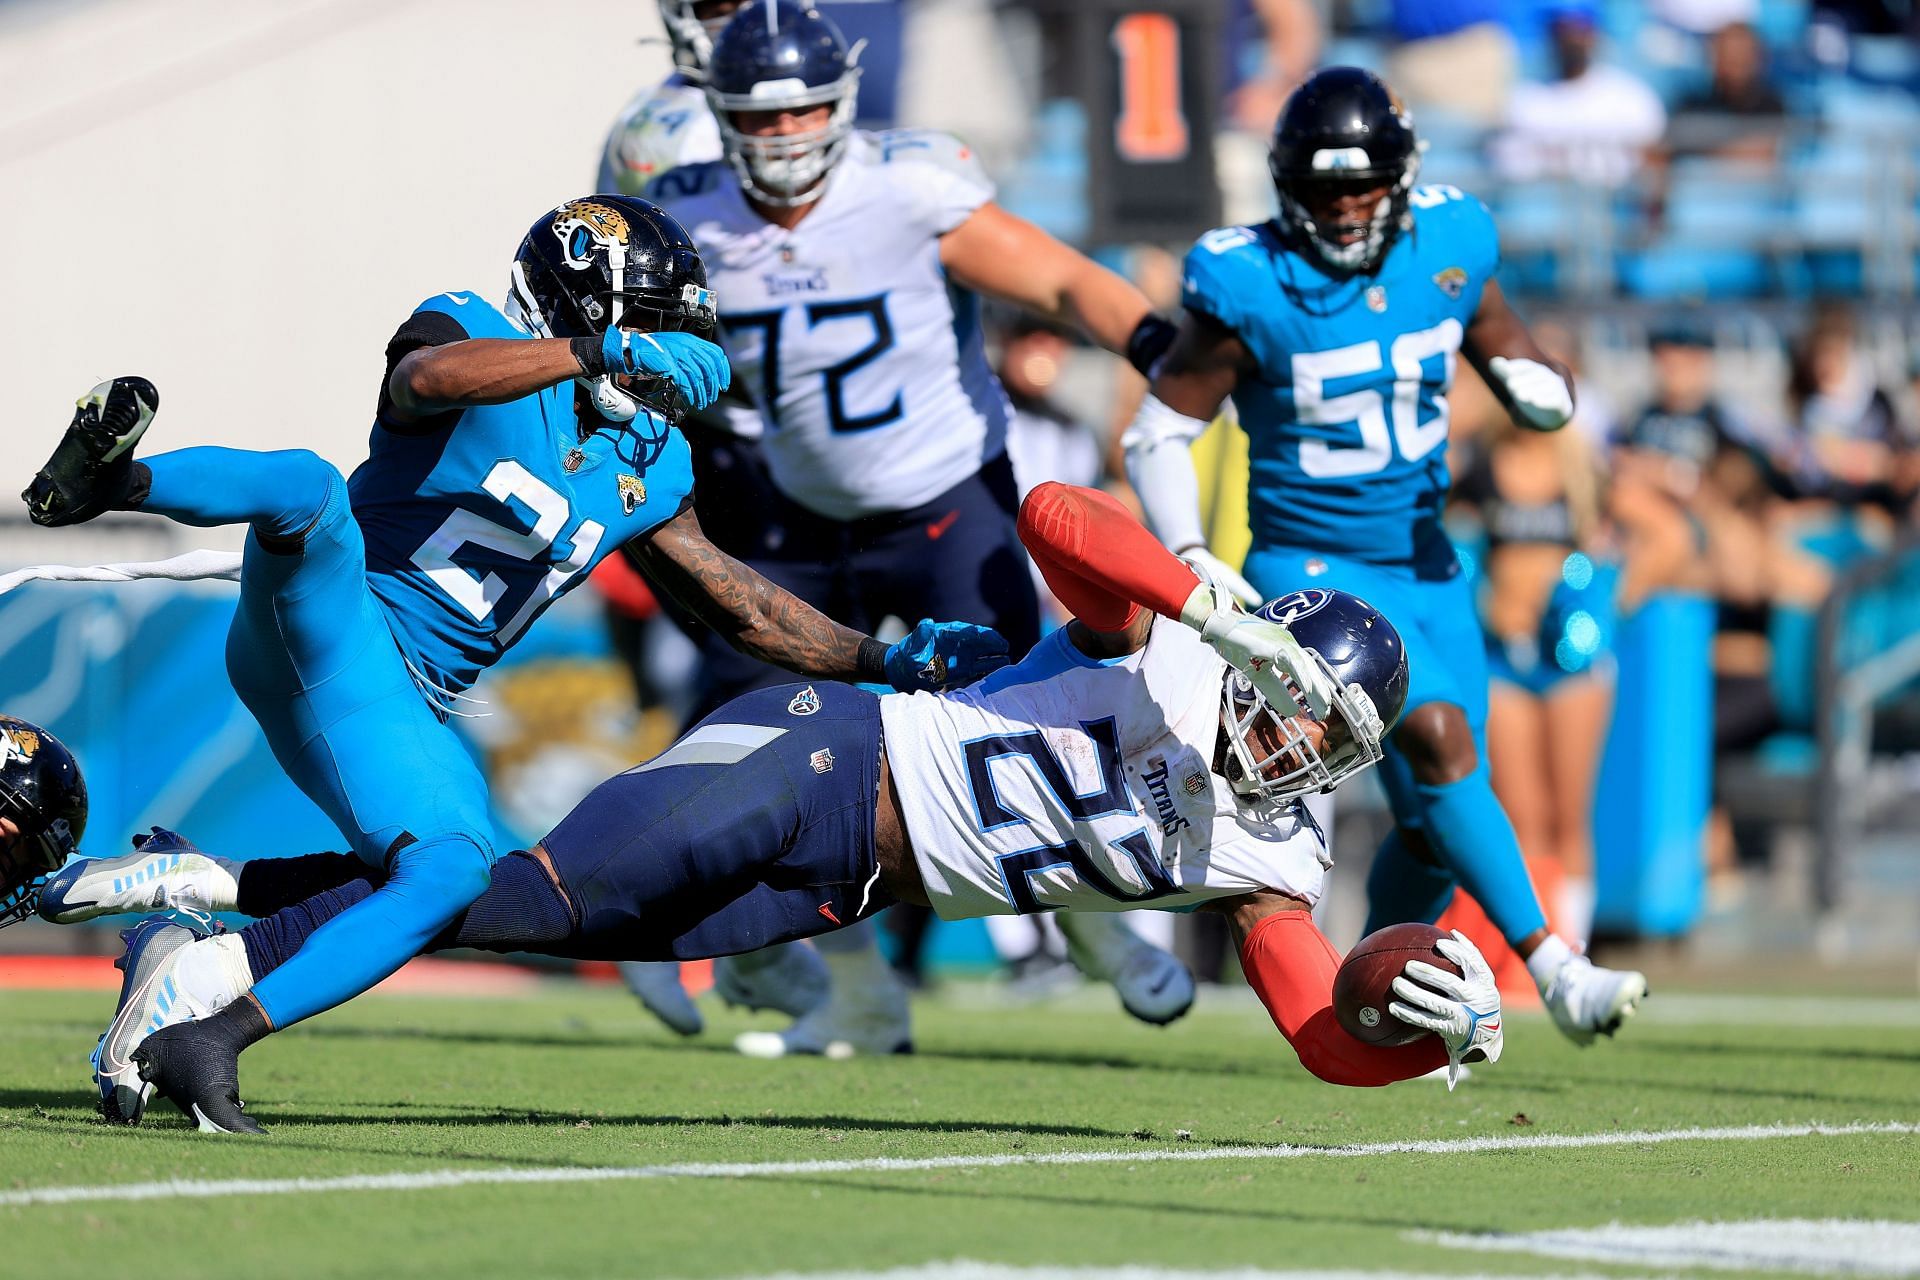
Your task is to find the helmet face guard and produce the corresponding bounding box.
[1219,652,1388,806]
[705,2,862,208]
[657,0,737,81]
[1271,157,1421,276]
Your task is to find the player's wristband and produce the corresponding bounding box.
[570,334,609,378]
[855,637,890,684]
[1125,313,1178,378]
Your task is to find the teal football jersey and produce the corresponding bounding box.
[349,291,695,694]
[1181,186,1499,570]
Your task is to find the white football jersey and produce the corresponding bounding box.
[879,619,1330,919]
[649,130,1013,520]
[596,76,722,197]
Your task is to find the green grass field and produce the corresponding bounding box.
[2,982,1916,1280]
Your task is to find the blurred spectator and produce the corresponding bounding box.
[1783,306,1916,511]
[1649,0,1758,36]
[1492,4,1667,187]
[1615,320,1781,496]
[1382,0,1518,128]
[1225,0,1324,134]
[1667,22,1788,162]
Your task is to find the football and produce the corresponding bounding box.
[1332,922,1462,1046]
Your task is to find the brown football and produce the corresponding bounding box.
[1332,922,1462,1046]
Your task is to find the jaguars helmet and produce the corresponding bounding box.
[1220,589,1408,806]
[705,1,862,207]
[657,0,741,82]
[1268,67,1423,276]
[506,195,717,424]
[0,716,87,930]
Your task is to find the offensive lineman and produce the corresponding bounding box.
[629,0,1197,1053]
[1122,67,1646,1043]
[38,483,1503,1133]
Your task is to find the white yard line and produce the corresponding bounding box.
[708,1267,1625,1280]
[1419,1219,1920,1277]
[1,1120,1913,1209]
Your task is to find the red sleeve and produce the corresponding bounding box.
[1017,482,1203,631]
[1240,909,1448,1087]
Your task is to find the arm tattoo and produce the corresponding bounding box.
[626,511,871,679]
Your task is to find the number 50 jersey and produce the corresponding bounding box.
[648,130,1012,521]
[1183,186,1500,573]
[878,618,1329,919]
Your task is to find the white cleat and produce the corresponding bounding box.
[1057,913,1196,1026]
[39,828,240,924]
[734,969,912,1059]
[714,943,829,1019]
[1541,953,1648,1045]
[93,920,251,1124]
[618,961,703,1037]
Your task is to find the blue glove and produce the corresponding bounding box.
[885,619,1010,692]
[600,329,732,412]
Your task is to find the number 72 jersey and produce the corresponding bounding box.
[1182,186,1500,570]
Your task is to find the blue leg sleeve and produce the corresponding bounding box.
[1362,829,1457,935]
[140,447,336,540]
[249,833,494,1028]
[1413,757,1548,944]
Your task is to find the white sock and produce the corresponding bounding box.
[175,933,254,1014]
[1558,876,1595,947]
[1525,933,1576,994]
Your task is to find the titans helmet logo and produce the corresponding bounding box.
[1262,589,1334,629]
[552,200,631,273]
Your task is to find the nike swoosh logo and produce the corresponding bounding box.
[926,510,960,540]
[442,293,470,306]
[1146,974,1172,995]
[817,903,841,925]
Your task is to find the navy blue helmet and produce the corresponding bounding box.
[0,716,87,930]
[1268,67,1423,276]
[506,195,716,424]
[1220,588,1408,804]
[705,1,862,206]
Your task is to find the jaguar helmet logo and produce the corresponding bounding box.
[0,722,40,766]
[552,200,632,272]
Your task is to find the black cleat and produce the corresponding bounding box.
[23,376,159,527]
[131,1021,265,1135]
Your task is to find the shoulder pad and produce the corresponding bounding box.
[871,129,990,184]
[644,160,729,204]
[1409,185,1499,269]
[1180,226,1271,331]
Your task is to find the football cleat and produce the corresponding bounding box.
[40,828,240,924]
[1057,913,1196,1026]
[93,921,251,1125]
[24,376,159,527]
[734,969,912,1060]
[1541,953,1648,1046]
[714,943,830,1019]
[132,1020,263,1135]
[618,961,703,1037]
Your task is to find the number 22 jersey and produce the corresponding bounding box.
[878,618,1329,919]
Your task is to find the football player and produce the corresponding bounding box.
[596,1,738,197]
[623,0,1194,1054]
[17,194,1007,1125]
[1122,67,1647,1045]
[46,483,1503,1133]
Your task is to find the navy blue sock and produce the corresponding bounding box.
[1363,829,1458,936]
[236,853,375,917]
[239,881,377,981]
[441,853,574,953]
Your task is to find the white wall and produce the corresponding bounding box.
[0,0,665,512]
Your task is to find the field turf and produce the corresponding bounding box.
[1,982,1916,1280]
